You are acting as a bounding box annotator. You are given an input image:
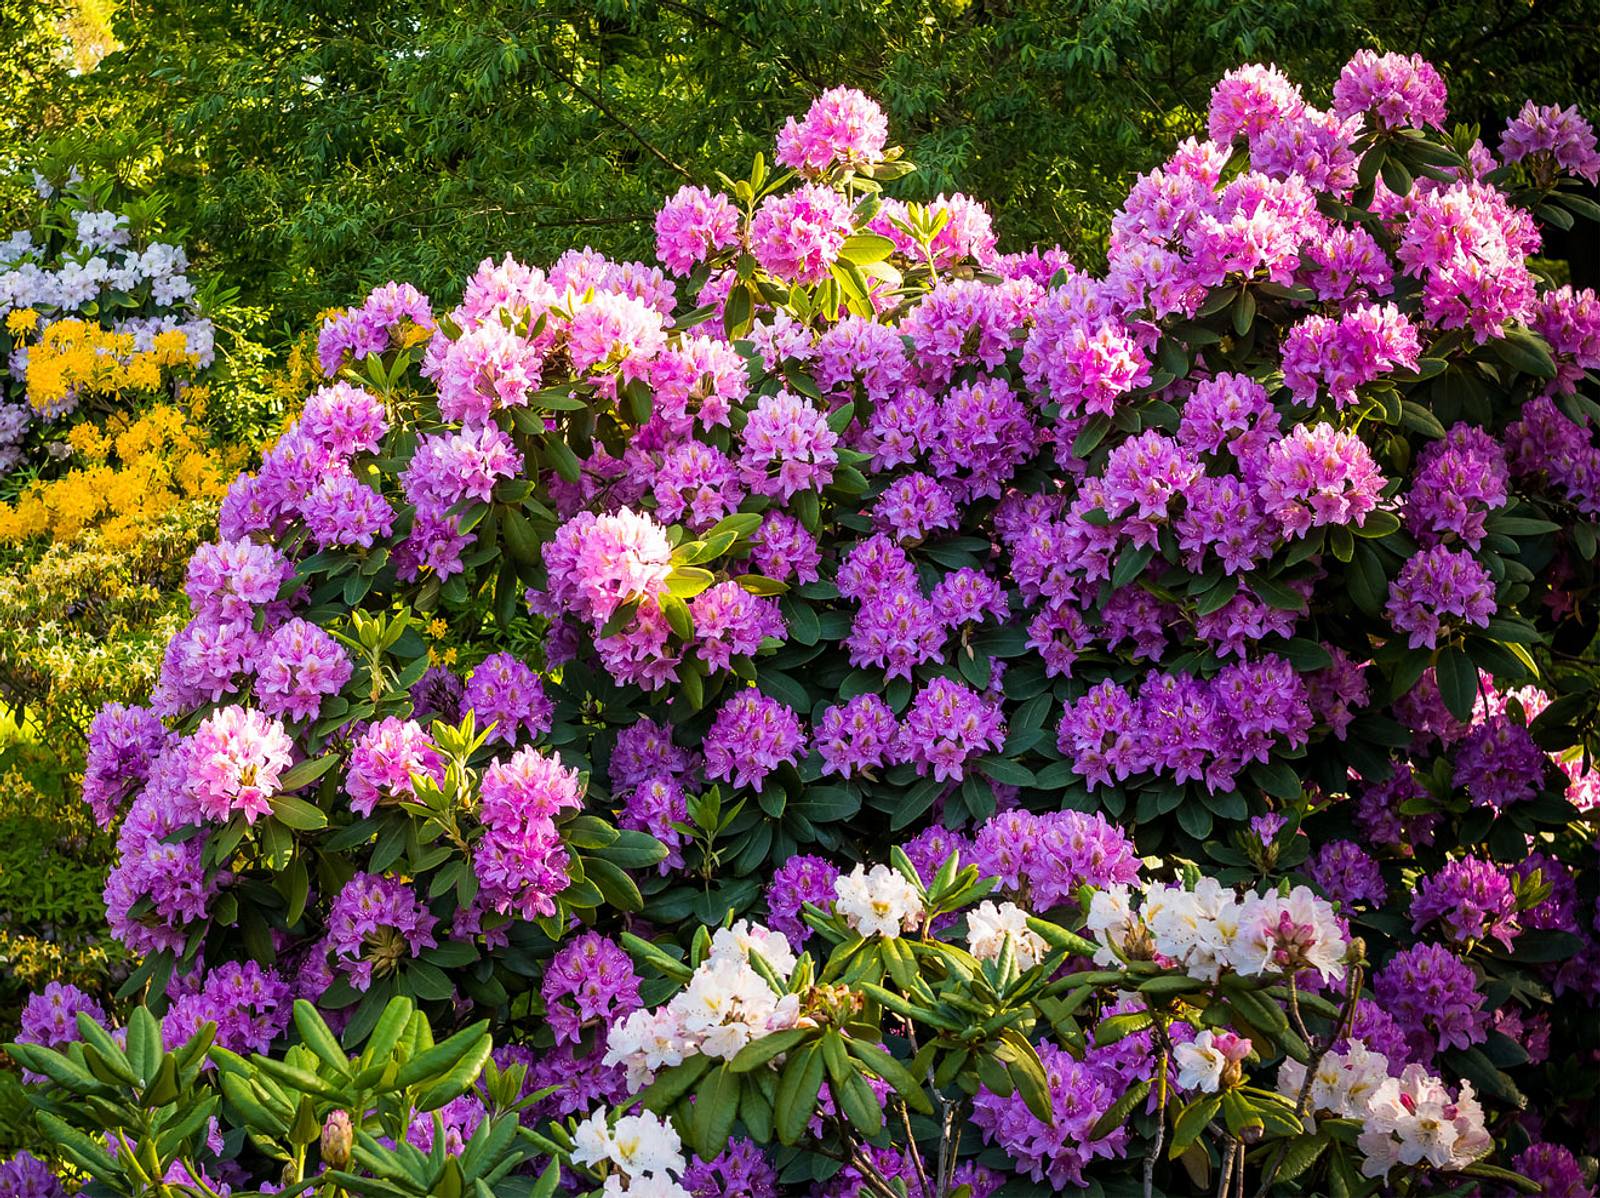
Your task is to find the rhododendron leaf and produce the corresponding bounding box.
[1491,327,1558,379]
[269,792,329,831]
[838,234,896,266]
[582,856,644,912]
[35,1113,120,1179]
[249,1052,342,1101]
[1072,414,1113,459]
[1090,1078,1152,1141]
[1169,1093,1224,1157]
[1095,1011,1154,1046]
[1435,647,1478,722]
[978,756,1034,788]
[772,1042,825,1145]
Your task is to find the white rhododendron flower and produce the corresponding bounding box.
[603,1177,693,1198]
[603,1007,687,1091]
[1278,1038,1391,1120]
[1232,886,1348,981]
[966,900,1049,969]
[1357,1065,1492,1177]
[709,918,799,976]
[834,863,923,938]
[1173,1029,1252,1092]
[1086,880,1348,984]
[572,1109,687,1180]
[603,920,807,1087]
[1278,1046,1491,1178]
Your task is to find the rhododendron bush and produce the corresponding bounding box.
[9,52,1600,1198]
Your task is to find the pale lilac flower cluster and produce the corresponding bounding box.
[103,741,223,954]
[738,390,839,501]
[1506,394,1600,515]
[1257,422,1387,538]
[702,692,806,792]
[682,1139,780,1198]
[184,705,296,825]
[653,441,743,529]
[972,1038,1130,1188]
[82,702,169,827]
[896,677,1006,783]
[323,872,438,992]
[18,982,106,1052]
[162,961,292,1055]
[814,694,900,779]
[542,508,675,627]
[764,854,841,944]
[1372,942,1488,1058]
[1410,857,1522,950]
[0,1151,64,1198]
[1533,284,1600,395]
[1453,713,1546,808]
[1307,839,1388,908]
[464,652,552,745]
[690,582,784,671]
[541,932,642,1046]
[1280,303,1422,408]
[1355,765,1439,853]
[1386,545,1497,648]
[1500,101,1600,183]
[184,537,294,624]
[748,185,855,285]
[346,717,444,817]
[253,618,353,721]
[318,281,434,374]
[749,512,821,583]
[1393,181,1541,342]
[971,810,1141,909]
[655,186,740,275]
[620,776,690,874]
[1511,1143,1598,1198]
[1058,658,1313,794]
[1405,424,1509,547]
[1332,50,1448,129]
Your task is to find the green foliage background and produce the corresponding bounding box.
[7,0,1600,326]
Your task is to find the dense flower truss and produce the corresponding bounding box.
[16,53,1600,1198]
[0,173,215,484]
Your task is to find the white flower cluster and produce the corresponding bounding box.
[966,899,1050,969]
[1086,878,1347,982]
[1279,1044,1492,1179]
[834,863,924,938]
[2,239,199,315]
[573,1108,692,1197]
[1173,1029,1253,1092]
[604,920,807,1090]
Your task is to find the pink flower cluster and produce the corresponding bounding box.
[474,748,584,920]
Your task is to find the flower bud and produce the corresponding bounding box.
[321,1110,354,1169]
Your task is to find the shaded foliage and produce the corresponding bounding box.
[9,0,1600,324]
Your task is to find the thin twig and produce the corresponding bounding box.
[543,60,692,179]
[1217,1139,1237,1198]
[899,1099,933,1198]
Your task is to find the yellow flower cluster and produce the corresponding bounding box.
[0,402,247,546]
[20,318,197,413]
[6,307,40,335]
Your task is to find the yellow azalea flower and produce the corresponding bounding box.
[6,307,39,335]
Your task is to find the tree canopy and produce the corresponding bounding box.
[8,0,1600,322]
